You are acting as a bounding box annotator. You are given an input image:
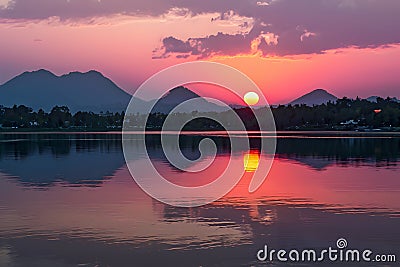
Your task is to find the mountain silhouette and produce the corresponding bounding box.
[159,86,201,104]
[2,70,397,114]
[151,86,228,114]
[289,89,338,106]
[0,69,132,113]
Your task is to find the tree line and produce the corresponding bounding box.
[271,97,400,130]
[0,105,124,130]
[1,97,399,131]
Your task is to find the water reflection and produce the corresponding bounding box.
[243,150,260,172]
[0,133,124,186]
[0,133,399,266]
[1,133,399,186]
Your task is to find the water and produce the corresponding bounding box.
[0,133,399,266]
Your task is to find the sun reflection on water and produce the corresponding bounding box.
[243,151,260,172]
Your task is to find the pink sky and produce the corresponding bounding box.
[0,0,399,104]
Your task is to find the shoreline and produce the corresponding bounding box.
[1,130,400,137]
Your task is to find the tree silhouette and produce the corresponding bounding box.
[0,97,399,131]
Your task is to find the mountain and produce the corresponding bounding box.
[0,70,229,114]
[289,89,338,106]
[0,69,133,113]
[151,86,228,114]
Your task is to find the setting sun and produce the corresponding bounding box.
[244,92,260,106]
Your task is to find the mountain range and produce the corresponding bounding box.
[0,69,131,113]
[0,69,397,113]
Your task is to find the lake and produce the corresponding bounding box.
[0,133,399,266]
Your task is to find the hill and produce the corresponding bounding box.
[0,70,229,114]
[151,86,228,114]
[0,69,132,113]
[289,89,338,106]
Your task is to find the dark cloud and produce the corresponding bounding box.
[154,0,400,58]
[2,0,400,57]
[154,33,251,59]
[0,0,247,20]
[152,37,200,59]
[0,0,168,20]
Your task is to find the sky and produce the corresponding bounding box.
[0,0,399,104]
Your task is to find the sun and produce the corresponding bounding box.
[244,92,260,106]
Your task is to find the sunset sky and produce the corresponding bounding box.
[0,0,399,104]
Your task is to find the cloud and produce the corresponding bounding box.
[153,0,400,58]
[256,1,270,7]
[300,31,317,42]
[0,0,170,20]
[152,36,201,59]
[0,0,12,9]
[251,32,279,53]
[296,26,317,42]
[210,10,254,34]
[153,33,250,59]
[337,0,358,8]
[1,0,400,57]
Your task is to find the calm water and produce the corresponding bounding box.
[0,133,399,266]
